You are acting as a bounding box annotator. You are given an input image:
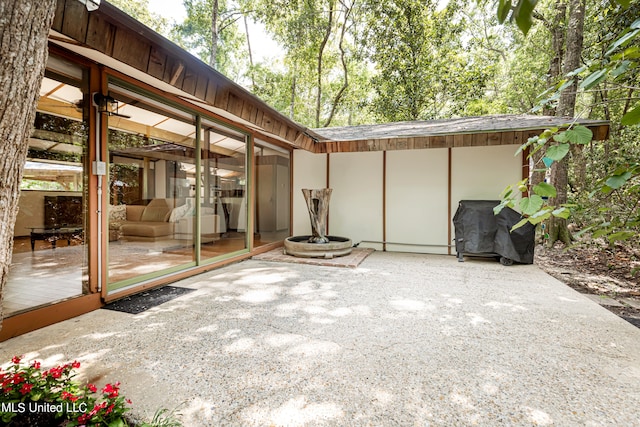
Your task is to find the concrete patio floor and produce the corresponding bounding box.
[1,252,640,426]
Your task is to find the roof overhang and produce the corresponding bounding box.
[49,0,321,150]
[312,115,610,153]
[50,1,609,156]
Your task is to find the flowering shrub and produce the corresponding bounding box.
[1,355,131,426]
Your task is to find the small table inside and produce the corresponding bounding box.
[28,226,83,251]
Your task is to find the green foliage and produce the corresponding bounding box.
[365,0,497,121]
[107,0,169,34]
[139,407,184,427]
[533,182,556,198]
[171,0,244,76]
[622,103,640,126]
[244,0,368,127]
[493,0,640,246]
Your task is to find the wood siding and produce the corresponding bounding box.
[51,1,609,156]
[51,0,315,151]
[315,125,609,154]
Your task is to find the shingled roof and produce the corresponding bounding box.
[311,115,609,153]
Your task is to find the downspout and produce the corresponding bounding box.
[93,106,104,292]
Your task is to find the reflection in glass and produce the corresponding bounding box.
[7,67,89,316]
[200,120,248,260]
[255,141,290,246]
[107,87,197,288]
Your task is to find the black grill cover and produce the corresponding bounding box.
[453,200,535,264]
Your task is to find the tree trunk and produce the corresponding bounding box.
[542,1,566,117]
[210,0,219,68]
[290,72,296,119]
[532,2,566,195]
[0,0,57,328]
[315,0,334,128]
[243,14,255,89]
[547,0,585,247]
[322,0,351,128]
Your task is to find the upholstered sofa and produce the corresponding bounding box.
[109,199,220,242]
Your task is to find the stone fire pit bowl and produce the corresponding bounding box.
[284,235,353,259]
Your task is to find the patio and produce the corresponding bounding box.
[1,252,639,425]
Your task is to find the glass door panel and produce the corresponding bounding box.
[106,87,197,289]
[7,64,89,316]
[200,119,248,260]
[254,141,291,246]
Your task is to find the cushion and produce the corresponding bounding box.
[140,206,170,222]
[169,203,191,222]
[147,199,170,208]
[120,222,173,237]
[109,204,127,221]
[126,205,146,222]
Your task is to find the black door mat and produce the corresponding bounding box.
[102,286,195,314]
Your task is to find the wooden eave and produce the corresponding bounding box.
[49,2,609,156]
[50,0,320,151]
[312,115,610,153]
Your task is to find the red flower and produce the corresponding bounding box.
[12,373,25,384]
[61,391,79,402]
[11,356,21,364]
[46,366,64,378]
[87,383,97,393]
[102,382,120,398]
[31,361,41,369]
[71,360,81,369]
[105,403,115,415]
[20,383,33,395]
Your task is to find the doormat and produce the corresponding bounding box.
[102,286,195,314]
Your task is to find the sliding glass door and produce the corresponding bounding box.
[254,140,290,246]
[6,57,89,315]
[199,119,248,261]
[106,86,197,289]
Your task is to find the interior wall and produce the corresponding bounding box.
[14,191,83,237]
[386,149,449,254]
[155,161,166,198]
[329,152,384,250]
[292,150,327,235]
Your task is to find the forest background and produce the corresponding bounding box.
[108,0,640,313]
[110,0,639,250]
[0,0,638,328]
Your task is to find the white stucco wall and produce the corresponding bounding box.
[386,149,449,254]
[450,144,522,218]
[292,150,327,235]
[329,152,384,250]
[290,144,523,255]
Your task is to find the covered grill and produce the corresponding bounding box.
[453,200,535,265]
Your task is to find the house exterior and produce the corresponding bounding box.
[1,0,609,341]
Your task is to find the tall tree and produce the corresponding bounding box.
[171,0,245,77]
[0,0,57,328]
[108,0,169,34]
[246,0,364,127]
[547,0,586,246]
[366,0,494,121]
[496,0,640,246]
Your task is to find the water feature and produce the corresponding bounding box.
[284,188,352,258]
